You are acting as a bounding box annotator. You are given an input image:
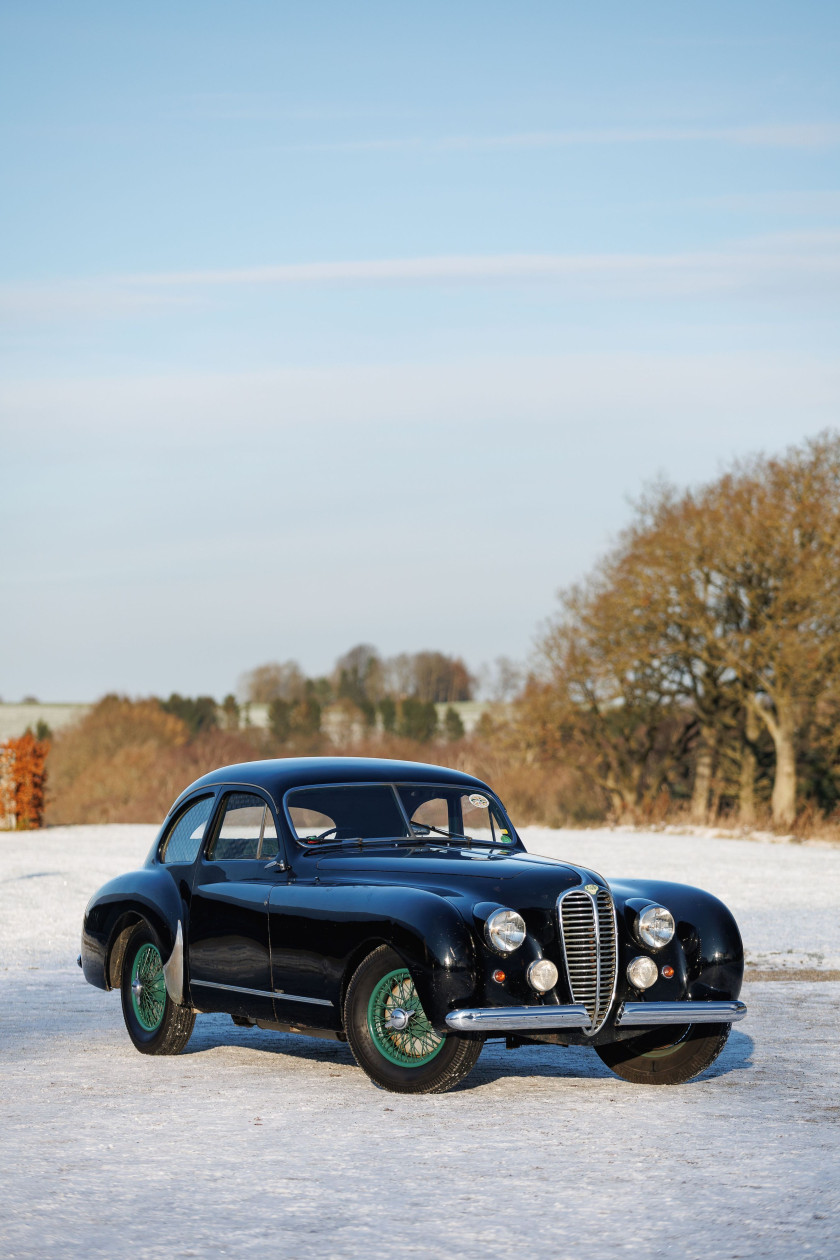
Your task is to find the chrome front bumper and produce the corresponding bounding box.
[616,1000,747,1026]
[445,999,747,1034]
[446,1004,590,1032]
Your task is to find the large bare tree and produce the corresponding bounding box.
[699,434,840,824]
[529,433,840,827]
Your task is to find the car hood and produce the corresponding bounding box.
[313,844,603,905]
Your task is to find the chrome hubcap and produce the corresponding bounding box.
[384,1007,414,1032]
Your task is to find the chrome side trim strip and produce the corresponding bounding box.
[163,921,184,1005]
[274,991,333,1007]
[191,979,332,1006]
[617,1000,747,1026]
[445,1004,590,1032]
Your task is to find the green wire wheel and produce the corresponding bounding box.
[119,922,195,1055]
[367,967,444,1067]
[130,942,167,1031]
[344,945,483,1093]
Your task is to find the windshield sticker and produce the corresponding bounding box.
[468,793,489,809]
[498,830,513,844]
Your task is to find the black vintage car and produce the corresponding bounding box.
[80,756,746,1094]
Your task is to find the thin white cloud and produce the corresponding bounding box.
[276,123,840,153]
[4,351,838,442]
[1,236,838,322]
[128,237,840,288]
[696,190,840,215]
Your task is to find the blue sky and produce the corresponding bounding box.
[2,2,839,701]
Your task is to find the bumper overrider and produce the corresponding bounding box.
[445,999,747,1033]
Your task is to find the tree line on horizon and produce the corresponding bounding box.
[152,645,492,747]
[18,431,840,835]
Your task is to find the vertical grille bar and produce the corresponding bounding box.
[558,886,618,1034]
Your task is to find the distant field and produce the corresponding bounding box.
[0,702,90,739]
[0,699,496,740]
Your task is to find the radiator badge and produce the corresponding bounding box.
[584,883,599,894]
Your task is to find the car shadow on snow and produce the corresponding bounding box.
[701,1028,755,1078]
[183,1015,755,1089]
[184,1015,357,1066]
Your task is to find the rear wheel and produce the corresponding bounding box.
[344,945,482,1094]
[120,923,195,1055]
[595,1023,730,1085]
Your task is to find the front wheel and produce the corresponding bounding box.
[344,946,482,1094]
[595,1023,730,1085]
[120,923,195,1055]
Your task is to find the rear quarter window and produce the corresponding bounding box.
[160,795,215,864]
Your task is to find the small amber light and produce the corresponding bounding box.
[662,965,675,979]
[492,969,506,983]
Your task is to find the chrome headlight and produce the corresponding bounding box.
[627,956,659,990]
[637,905,675,949]
[485,908,526,954]
[527,959,558,993]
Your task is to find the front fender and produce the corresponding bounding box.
[370,888,479,1031]
[269,882,478,1033]
[81,868,184,992]
[610,878,745,1007]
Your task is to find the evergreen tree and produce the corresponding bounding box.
[443,706,465,742]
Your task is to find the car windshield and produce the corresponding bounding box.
[286,785,411,846]
[396,785,515,847]
[285,782,516,848]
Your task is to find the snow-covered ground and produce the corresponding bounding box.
[1,825,839,1259]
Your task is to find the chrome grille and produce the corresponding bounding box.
[557,887,617,1033]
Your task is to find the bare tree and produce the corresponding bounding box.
[701,434,840,824]
[523,576,693,819]
[527,432,840,827]
[238,661,306,705]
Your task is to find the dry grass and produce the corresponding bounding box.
[41,699,840,842]
[45,698,269,824]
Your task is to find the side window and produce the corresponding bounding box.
[161,796,215,864]
[208,792,279,861]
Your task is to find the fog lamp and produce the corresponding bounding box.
[637,905,675,949]
[627,956,659,990]
[527,959,559,993]
[485,909,526,953]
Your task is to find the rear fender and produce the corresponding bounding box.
[81,868,184,993]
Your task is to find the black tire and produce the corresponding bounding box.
[344,946,482,1094]
[120,922,195,1056]
[595,1023,731,1085]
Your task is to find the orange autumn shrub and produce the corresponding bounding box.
[0,732,50,829]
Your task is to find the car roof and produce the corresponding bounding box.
[172,756,491,811]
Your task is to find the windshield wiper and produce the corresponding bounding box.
[301,835,363,848]
[302,836,409,850]
[410,823,476,846]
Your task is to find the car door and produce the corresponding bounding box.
[189,788,287,1021]
[266,783,409,1029]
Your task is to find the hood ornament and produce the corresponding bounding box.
[584,883,599,894]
